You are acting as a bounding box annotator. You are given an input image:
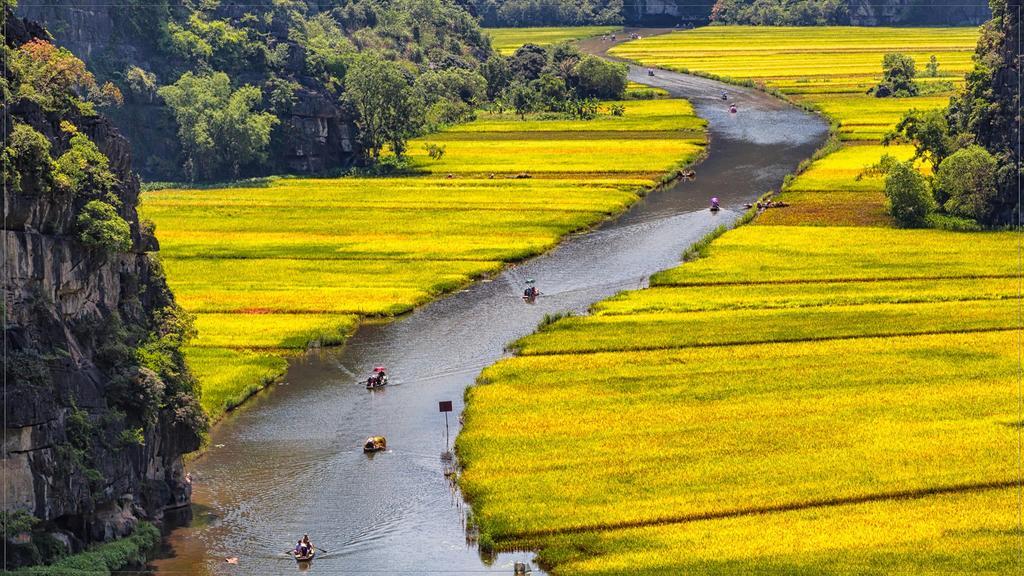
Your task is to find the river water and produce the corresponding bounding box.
[151,51,828,576]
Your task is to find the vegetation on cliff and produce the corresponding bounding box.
[2,7,205,570]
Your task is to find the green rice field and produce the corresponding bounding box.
[458,26,1019,575]
[141,99,705,417]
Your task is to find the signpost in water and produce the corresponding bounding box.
[439,401,453,458]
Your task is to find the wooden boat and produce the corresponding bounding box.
[363,436,387,453]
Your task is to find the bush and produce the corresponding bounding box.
[884,161,934,228]
[874,52,918,97]
[934,144,998,222]
[53,133,117,197]
[15,522,159,576]
[76,200,132,253]
[574,55,626,99]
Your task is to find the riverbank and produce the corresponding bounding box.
[457,26,1019,574]
[140,98,707,420]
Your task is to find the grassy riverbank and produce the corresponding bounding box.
[487,26,619,55]
[141,99,705,418]
[458,26,1019,574]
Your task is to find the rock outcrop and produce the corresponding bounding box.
[3,11,206,569]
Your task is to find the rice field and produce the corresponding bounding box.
[486,26,619,55]
[458,26,1020,575]
[611,26,979,227]
[141,98,705,417]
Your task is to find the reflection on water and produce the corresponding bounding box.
[149,65,827,576]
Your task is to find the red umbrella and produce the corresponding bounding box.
[373,366,387,372]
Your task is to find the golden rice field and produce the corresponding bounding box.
[458,26,1020,575]
[141,99,705,417]
[486,26,619,55]
[610,27,978,227]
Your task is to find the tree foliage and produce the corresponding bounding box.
[158,71,279,179]
[884,108,956,163]
[884,160,934,228]
[344,52,424,159]
[76,200,132,253]
[934,145,998,222]
[711,0,849,24]
[874,52,918,97]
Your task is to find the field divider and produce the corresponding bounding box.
[517,325,1021,357]
[494,478,1019,545]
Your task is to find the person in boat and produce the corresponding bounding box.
[711,197,720,210]
[721,91,728,100]
[375,369,386,386]
[729,103,738,113]
[523,285,538,299]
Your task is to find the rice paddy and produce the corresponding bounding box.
[611,26,979,227]
[458,26,1020,575]
[141,98,705,417]
[486,26,620,55]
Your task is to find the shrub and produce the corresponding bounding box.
[53,133,118,197]
[574,55,626,99]
[874,52,918,97]
[76,200,132,253]
[884,161,934,228]
[3,122,53,194]
[934,145,998,222]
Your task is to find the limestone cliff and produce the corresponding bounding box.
[2,10,206,569]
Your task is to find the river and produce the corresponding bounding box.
[150,38,828,576]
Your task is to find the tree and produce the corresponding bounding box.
[574,55,626,99]
[874,53,918,97]
[884,161,934,228]
[884,108,955,163]
[158,71,278,179]
[76,200,132,253]
[481,55,512,99]
[503,81,538,119]
[934,145,998,222]
[344,52,424,160]
[510,44,548,82]
[53,132,118,198]
[10,39,121,112]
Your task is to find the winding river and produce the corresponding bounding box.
[151,36,828,576]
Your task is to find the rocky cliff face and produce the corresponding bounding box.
[3,12,205,569]
[17,0,359,180]
[847,0,990,25]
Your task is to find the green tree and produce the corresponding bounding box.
[503,81,538,119]
[53,132,118,198]
[76,200,132,253]
[884,108,956,163]
[573,55,626,99]
[875,53,918,97]
[884,161,934,228]
[158,71,279,179]
[934,145,998,222]
[344,52,424,160]
[481,55,512,99]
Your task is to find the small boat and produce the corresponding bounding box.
[365,366,388,389]
[729,104,738,114]
[294,550,315,563]
[364,436,387,453]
